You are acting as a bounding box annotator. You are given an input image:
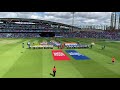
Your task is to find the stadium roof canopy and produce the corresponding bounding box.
[0,18,80,29]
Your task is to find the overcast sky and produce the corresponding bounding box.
[0,12,117,27]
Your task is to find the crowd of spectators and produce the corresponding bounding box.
[0,33,40,38]
[0,30,120,40]
[0,29,59,32]
[0,29,68,32]
[58,30,120,40]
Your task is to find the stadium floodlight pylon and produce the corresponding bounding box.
[118,14,120,29]
[71,12,75,32]
[114,12,117,29]
[110,12,113,29]
[110,12,117,30]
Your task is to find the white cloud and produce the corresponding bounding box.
[0,12,113,27]
[0,12,17,18]
[44,12,72,19]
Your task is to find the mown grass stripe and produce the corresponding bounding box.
[2,39,43,78]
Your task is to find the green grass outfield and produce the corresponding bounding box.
[0,37,120,78]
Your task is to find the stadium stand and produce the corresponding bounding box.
[0,18,120,40]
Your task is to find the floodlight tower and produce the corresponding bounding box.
[114,12,117,29]
[110,12,117,30]
[118,14,120,29]
[110,12,114,29]
[71,12,75,32]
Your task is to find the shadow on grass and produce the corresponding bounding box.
[50,73,54,77]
